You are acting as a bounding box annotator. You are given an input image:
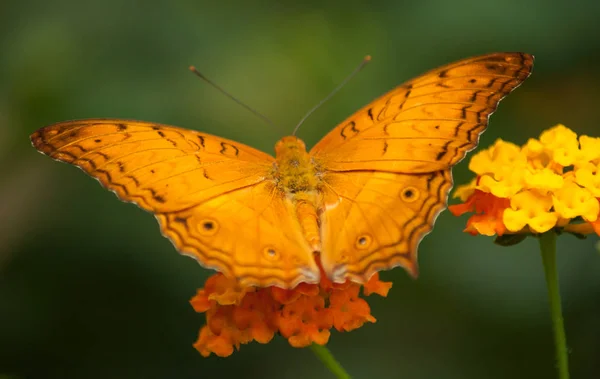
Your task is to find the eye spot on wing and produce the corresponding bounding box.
[401,186,419,203]
[263,246,280,261]
[198,219,218,236]
[355,234,372,250]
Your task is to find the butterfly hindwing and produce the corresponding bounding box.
[319,170,453,282]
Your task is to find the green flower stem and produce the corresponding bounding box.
[538,232,570,379]
[309,344,351,379]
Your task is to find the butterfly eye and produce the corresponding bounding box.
[400,186,419,203]
[198,219,219,236]
[355,234,372,249]
[263,246,279,260]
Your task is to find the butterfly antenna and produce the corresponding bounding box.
[189,66,278,130]
[291,55,371,136]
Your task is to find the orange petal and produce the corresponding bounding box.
[309,328,331,346]
[363,273,392,297]
[251,321,276,344]
[453,190,510,236]
[288,327,331,348]
[288,334,312,348]
[190,289,213,313]
[205,274,252,305]
[330,285,376,332]
[465,214,506,236]
[193,326,235,358]
[590,219,600,236]
[271,286,303,304]
[448,201,475,216]
[295,282,320,296]
[207,306,233,335]
[277,314,303,338]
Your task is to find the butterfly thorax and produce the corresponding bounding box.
[273,136,323,194]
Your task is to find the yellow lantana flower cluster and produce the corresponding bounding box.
[450,125,600,237]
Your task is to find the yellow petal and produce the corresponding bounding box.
[453,178,477,200]
[504,190,558,232]
[539,124,580,166]
[479,179,512,198]
[575,163,600,197]
[510,190,553,213]
[528,213,559,233]
[579,135,600,164]
[469,139,525,176]
[553,181,599,221]
[523,168,564,193]
[523,138,544,158]
[503,208,528,232]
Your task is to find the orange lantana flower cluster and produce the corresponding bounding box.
[190,263,392,357]
[449,125,600,237]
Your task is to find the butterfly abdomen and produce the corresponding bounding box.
[294,196,322,252]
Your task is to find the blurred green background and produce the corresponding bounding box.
[2,1,599,378]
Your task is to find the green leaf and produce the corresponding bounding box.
[494,234,528,246]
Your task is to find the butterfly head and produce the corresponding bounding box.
[274,136,307,157]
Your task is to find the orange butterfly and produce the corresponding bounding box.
[31,52,533,288]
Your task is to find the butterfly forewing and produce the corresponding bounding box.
[311,52,534,173]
